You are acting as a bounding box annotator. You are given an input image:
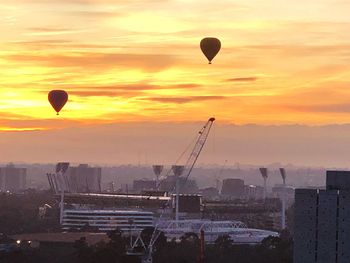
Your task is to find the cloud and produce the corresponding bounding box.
[38,83,201,94]
[10,39,114,49]
[286,103,350,113]
[71,83,200,91]
[65,10,121,17]
[5,52,177,72]
[25,27,88,36]
[69,90,140,97]
[226,77,258,82]
[0,117,82,131]
[27,27,74,32]
[7,0,165,4]
[142,96,226,104]
[242,44,350,57]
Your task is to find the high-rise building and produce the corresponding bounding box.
[0,164,26,193]
[66,164,101,193]
[294,170,350,263]
[48,163,102,193]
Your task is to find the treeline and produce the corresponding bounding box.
[1,229,293,263]
[0,191,59,234]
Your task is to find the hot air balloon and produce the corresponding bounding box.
[200,37,221,64]
[48,90,68,115]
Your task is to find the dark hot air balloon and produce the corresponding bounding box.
[200,37,221,64]
[48,90,68,115]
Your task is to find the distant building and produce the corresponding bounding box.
[47,163,101,193]
[200,187,219,200]
[294,170,350,263]
[133,179,156,193]
[272,185,295,207]
[159,176,198,193]
[172,194,202,213]
[272,185,295,197]
[221,179,244,198]
[202,198,281,230]
[67,164,101,193]
[0,164,26,193]
[244,185,264,200]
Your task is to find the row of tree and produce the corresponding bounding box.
[1,228,293,263]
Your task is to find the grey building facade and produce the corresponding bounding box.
[294,171,350,263]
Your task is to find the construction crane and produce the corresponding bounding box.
[128,117,216,263]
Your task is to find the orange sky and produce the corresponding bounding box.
[2,0,350,132]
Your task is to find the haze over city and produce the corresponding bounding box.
[4,123,350,168]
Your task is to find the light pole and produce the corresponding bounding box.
[172,165,184,225]
[279,168,287,229]
[259,168,268,200]
[152,165,163,188]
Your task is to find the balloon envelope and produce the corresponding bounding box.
[200,37,221,64]
[48,90,68,115]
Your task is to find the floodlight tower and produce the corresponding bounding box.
[56,162,70,224]
[279,168,287,229]
[152,165,163,188]
[172,165,185,224]
[259,167,268,200]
